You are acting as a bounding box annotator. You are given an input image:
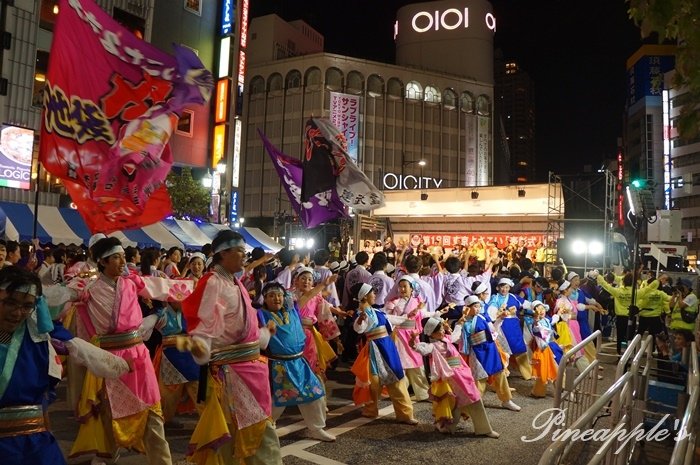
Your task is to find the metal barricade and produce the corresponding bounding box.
[538,333,653,465]
[553,330,603,428]
[670,342,698,465]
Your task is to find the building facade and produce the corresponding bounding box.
[242,7,496,233]
[494,54,535,183]
[623,44,676,210]
[666,70,700,256]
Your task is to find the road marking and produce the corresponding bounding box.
[280,404,396,464]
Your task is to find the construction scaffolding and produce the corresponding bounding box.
[544,171,564,265]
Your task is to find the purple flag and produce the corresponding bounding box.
[259,130,347,228]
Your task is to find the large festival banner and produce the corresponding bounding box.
[259,130,347,228]
[409,232,545,250]
[40,0,212,233]
[329,92,359,163]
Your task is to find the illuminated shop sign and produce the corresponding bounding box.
[220,0,234,37]
[215,79,229,123]
[411,8,496,33]
[382,173,444,190]
[0,125,33,189]
[232,119,241,188]
[212,124,226,168]
[218,36,231,79]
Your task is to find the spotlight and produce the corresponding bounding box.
[518,188,526,198]
[420,193,429,201]
[471,191,479,200]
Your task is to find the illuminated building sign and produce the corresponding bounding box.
[411,7,496,33]
[213,124,226,168]
[662,90,671,210]
[382,173,444,190]
[237,50,246,88]
[218,36,230,79]
[229,189,239,223]
[240,0,249,49]
[617,150,624,227]
[220,0,234,37]
[232,119,242,188]
[215,79,229,123]
[0,125,33,189]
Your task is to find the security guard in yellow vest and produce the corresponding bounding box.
[669,280,699,333]
[637,276,672,338]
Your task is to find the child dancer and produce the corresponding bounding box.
[460,295,521,411]
[526,300,562,398]
[258,282,335,442]
[350,283,418,424]
[411,317,500,437]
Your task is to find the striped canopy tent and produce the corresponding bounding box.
[0,202,184,249]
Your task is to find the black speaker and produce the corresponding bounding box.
[471,191,479,199]
[420,193,428,201]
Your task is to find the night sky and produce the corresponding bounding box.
[249,0,644,179]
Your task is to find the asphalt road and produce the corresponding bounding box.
[49,344,649,465]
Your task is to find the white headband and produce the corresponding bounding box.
[0,282,38,296]
[559,280,571,292]
[100,245,125,260]
[473,282,489,295]
[190,252,206,262]
[213,238,246,255]
[423,317,442,336]
[498,278,514,287]
[357,283,373,301]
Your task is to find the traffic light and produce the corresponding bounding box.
[631,179,645,188]
[626,179,656,221]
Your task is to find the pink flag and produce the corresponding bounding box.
[40,0,213,233]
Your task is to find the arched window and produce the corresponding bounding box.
[325,67,343,90]
[443,88,457,109]
[367,74,384,98]
[346,71,364,94]
[268,73,283,92]
[387,78,403,99]
[405,81,423,100]
[249,75,265,94]
[424,85,441,104]
[305,67,322,88]
[286,70,302,89]
[460,91,475,113]
[476,95,491,116]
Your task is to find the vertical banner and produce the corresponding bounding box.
[329,92,360,162]
[477,115,490,186]
[40,0,213,233]
[464,114,477,186]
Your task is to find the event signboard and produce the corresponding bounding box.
[0,125,33,189]
[409,232,544,250]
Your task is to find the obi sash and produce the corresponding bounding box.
[97,330,142,350]
[470,330,488,346]
[366,326,388,341]
[0,404,46,438]
[210,341,261,366]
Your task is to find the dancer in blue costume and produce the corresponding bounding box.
[487,278,532,380]
[258,282,335,442]
[0,266,129,465]
[459,295,521,411]
[349,283,417,424]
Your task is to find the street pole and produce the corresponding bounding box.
[626,216,643,341]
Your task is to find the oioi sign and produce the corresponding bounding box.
[411,7,496,33]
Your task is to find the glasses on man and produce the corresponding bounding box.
[1,298,36,315]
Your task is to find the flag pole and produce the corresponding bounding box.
[32,161,40,240]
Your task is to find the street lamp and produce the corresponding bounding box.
[571,239,604,274]
[401,152,427,177]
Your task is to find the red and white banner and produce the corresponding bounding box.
[40,0,212,234]
[409,233,545,250]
